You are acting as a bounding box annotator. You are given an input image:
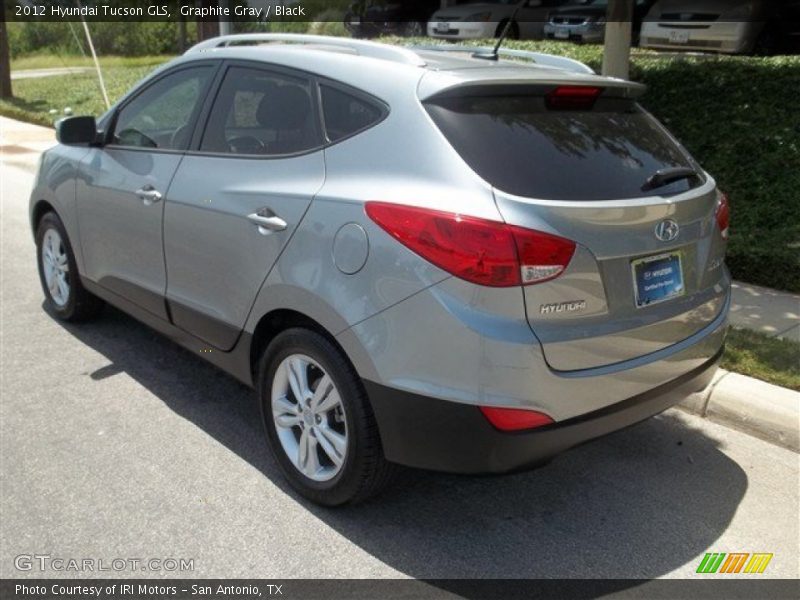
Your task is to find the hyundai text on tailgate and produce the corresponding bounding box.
[30,34,730,505]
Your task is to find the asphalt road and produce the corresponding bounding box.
[1,159,799,582]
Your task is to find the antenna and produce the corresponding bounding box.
[473,0,528,62]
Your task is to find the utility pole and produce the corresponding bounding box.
[0,0,12,99]
[602,0,633,80]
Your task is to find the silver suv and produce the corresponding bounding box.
[31,34,730,506]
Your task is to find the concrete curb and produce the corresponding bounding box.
[679,369,800,452]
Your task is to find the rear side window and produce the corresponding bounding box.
[321,85,384,143]
[424,95,701,200]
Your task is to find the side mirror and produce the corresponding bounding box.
[55,116,98,145]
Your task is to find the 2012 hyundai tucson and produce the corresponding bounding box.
[31,34,730,506]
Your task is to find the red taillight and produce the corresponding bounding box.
[511,223,577,284]
[365,202,575,287]
[716,193,730,240]
[546,86,602,110]
[479,406,554,432]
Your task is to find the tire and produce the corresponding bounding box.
[258,328,394,506]
[752,27,778,56]
[36,211,103,322]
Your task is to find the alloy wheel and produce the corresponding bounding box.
[271,354,348,482]
[41,228,70,307]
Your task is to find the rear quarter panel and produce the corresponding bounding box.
[244,68,504,340]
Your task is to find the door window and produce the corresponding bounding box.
[199,66,321,156]
[111,66,213,151]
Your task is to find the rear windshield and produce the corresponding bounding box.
[424,95,701,201]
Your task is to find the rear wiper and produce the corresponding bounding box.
[641,167,699,192]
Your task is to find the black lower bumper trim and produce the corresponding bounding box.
[364,348,722,474]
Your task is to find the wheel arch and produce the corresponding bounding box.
[249,308,353,385]
[31,199,57,236]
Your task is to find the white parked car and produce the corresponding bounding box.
[640,0,800,54]
[428,0,571,40]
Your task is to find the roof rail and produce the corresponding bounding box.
[185,34,427,67]
[410,45,595,75]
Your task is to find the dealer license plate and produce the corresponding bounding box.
[632,252,685,308]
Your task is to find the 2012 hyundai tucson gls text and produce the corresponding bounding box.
[30,34,730,506]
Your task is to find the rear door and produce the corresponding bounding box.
[77,64,216,319]
[424,84,729,371]
[163,63,325,350]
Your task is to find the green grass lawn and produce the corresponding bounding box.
[722,327,800,391]
[3,42,799,294]
[1,56,172,126]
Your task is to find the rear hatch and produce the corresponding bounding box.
[424,81,729,371]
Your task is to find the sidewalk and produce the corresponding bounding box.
[11,67,93,80]
[0,114,57,168]
[730,281,800,342]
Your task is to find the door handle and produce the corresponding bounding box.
[135,185,162,206]
[247,208,287,235]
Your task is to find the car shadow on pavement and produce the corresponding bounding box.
[51,304,748,583]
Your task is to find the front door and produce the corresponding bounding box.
[77,65,216,319]
[164,64,326,350]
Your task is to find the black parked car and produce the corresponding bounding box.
[344,0,444,38]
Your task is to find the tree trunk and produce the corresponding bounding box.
[0,2,13,99]
[602,0,633,80]
[195,0,219,42]
[178,16,187,53]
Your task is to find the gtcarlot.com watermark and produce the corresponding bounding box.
[15,554,194,573]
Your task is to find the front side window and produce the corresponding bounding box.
[320,85,384,143]
[111,66,212,151]
[200,67,320,156]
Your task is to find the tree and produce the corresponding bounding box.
[602,0,633,80]
[0,1,12,99]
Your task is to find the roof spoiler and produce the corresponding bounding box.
[409,45,596,75]
[424,80,647,102]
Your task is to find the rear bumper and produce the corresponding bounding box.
[365,346,722,474]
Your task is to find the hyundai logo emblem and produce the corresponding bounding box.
[655,219,680,242]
